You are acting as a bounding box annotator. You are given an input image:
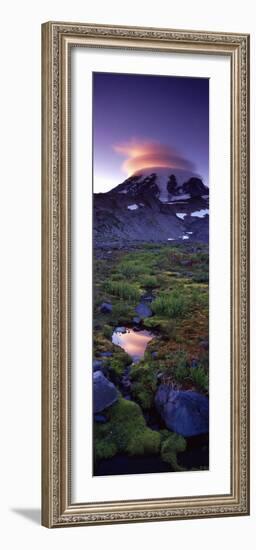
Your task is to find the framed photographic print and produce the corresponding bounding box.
[42,21,250,527]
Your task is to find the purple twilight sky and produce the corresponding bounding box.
[93,72,209,193]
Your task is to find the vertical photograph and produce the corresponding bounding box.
[92,72,209,476]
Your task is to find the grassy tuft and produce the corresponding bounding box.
[190,366,209,392]
[140,274,158,289]
[130,364,158,410]
[104,280,140,302]
[152,290,186,318]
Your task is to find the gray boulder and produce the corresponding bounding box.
[93,371,118,413]
[100,302,112,314]
[135,302,152,318]
[155,386,209,437]
[93,359,103,372]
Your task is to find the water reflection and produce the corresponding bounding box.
[112,328,154,362]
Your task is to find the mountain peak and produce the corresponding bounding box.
[110,166,208,203]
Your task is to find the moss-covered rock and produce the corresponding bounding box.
[94,398,161,462]
[160,430,187,471]
[130,364,158,410]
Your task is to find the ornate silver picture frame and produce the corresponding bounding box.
[42,21,250,527]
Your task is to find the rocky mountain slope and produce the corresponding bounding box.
[93,167,209,246]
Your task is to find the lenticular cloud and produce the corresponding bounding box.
[113,140,195,176]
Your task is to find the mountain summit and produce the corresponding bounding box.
[93,168,209,246]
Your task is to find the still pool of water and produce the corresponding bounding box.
[112,328,154,362]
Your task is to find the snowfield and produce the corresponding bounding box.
[127,204,139,210]
[191,209,209,218]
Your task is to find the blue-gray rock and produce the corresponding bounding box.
[93,371,118,413]
[99,351,113,357]
[100,302,112,314]
[93,359,103,372]
[151,351,158,359]
[133,316,141,325]
[114,326,126,333]
[155,387,209,437]
[135,302,152,318]
[94,414,107,423]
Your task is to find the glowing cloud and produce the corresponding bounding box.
[113,140,195,176]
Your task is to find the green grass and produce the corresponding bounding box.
[152,290,187,318]
[139,274,158,290]
[94,243,209,470]
[117,261,147,279]
[104,280,141,302]
[111,302,134,325]
[190,366,209,392]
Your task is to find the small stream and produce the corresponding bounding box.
[112,327,155,400]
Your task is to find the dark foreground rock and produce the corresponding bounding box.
[93,371,118,413]
[155,386,209,437]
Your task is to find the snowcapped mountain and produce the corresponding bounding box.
[131,167,204,202]
[93,168,209,246]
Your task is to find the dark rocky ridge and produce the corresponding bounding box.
[93,168,209,246]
